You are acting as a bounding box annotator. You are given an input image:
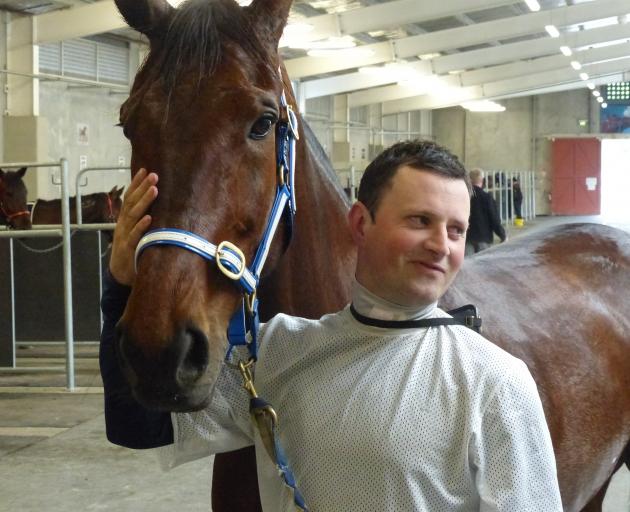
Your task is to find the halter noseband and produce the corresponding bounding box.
[134,90,299,361]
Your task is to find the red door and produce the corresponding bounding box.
[551,138,601,215]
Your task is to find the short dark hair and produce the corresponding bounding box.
[358,139,471,219]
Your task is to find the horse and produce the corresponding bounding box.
[0,167,31,229]
[112,1,628,511]
[31,186,124,225]
[440,222,630,512]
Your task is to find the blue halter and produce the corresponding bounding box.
[135,90,298,361]
[134,89,308,511]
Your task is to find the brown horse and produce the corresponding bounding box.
[441,222,630,512]
[31,186,124,225]
[113,1,628,511]
[0,167,31,229]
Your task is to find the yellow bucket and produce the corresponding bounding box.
[514,218,524,228]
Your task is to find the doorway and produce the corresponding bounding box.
[601,139,630,221]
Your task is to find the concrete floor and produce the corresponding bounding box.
[1,214,629,511]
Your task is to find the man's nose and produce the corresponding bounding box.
[425,226,449,256]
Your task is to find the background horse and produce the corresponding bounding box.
[0,167,31,229]
[31,186,124,225]
[113,0,627,511]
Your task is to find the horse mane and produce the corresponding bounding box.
[302,120,352,208]
[155,0,270,93]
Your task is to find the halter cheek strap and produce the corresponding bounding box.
[134,90,299,360]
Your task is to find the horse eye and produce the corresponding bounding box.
[249,115,276,140]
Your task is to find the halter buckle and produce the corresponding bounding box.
[216,240,246,281]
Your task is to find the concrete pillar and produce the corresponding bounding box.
[332,94,350,165]
[4,14,50,200]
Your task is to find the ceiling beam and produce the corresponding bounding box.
[433,22,630,75]
[285,0,630,79]
[379,56,630,114]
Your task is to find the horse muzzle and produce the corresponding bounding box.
[116,323,215,412]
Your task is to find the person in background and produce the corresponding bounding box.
[100,142,562,511]
[513,177,524,220]
[466,167,506,255]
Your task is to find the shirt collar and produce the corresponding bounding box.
[351,278,437,322]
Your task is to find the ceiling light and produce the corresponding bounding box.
[579,72,589,81]
[461,100,506,112]
[307,47,374,58]
[587,83,595,90]
[524,0,541,12]
[291,35,356,51]
[593,90,601,97]
[602,102,608,108]
[597,96,604,103]
[545,25,560,38]
[418,53,441,60]
[358,66,382,75]
[166,0,185,5]
[560,46,573,56]
[283,23,314,37]
[570,61,582,70]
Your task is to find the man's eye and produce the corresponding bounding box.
[410,216,429,226]
[447,226,465,239]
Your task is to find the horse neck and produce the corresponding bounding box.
[258,120,356,320]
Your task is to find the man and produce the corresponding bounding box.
[466,168,506,255]
[100,141,562,511]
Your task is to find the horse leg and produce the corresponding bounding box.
[579,480,610,512]
[212,446,262,512]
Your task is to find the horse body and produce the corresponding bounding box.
[113,1,627,510]
[0,167,31,229]
[31,187,123,224]
[441,223,630,511]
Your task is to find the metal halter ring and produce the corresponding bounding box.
[216,240,246,281]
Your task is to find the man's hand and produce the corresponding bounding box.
[109,168,158,286]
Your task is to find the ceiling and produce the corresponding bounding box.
[5,0,630,112]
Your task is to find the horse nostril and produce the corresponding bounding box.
[176,327,209,387]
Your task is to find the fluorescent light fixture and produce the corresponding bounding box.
[166,0,185,5]
[579,72,589,81]
[524,0,541,12]
[292,35,355,50]
[587,83,596,90]
[418,53,441,60]
[602,102,608,108]
[461,100,506,112]
[307,47,374,58]
[597,96,604,103]
[358,66,382,75]
[283,23,314,37]
[593,90,601,97]
[570,61,582,70]
[560,46,573,57]
[545,25,560,38]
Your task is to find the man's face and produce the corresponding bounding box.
[350,166,470,307]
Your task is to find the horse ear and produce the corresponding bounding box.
[117,186,125,198]
[0,168,4,178]
[247,0,292,47]
[17,167,27,178]
[114,0,175,40]
[108,186,117,196]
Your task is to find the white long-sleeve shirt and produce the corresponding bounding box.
[165,283,563,511]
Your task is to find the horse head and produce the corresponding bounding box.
[0,167,31,230]
[114,0,295,411]
[107,186,125,222]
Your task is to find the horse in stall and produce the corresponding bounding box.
[0,167,31,229]
[31,186,124,225]
[112,1,629,511]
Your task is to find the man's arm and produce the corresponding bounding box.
[99,168,173,448]
[471,361,563,511]
[100,269,174,448]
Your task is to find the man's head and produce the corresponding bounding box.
[469,168,484,188]
[349,140,471,307]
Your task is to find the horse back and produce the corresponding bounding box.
[442,222,630,510]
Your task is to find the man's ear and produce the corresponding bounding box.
[348,201,372,246]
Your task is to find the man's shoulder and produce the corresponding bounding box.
[260,308,346,339]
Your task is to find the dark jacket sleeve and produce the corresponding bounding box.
[100,270,174,448]
[486,194,506,242]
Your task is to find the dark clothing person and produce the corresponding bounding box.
[466,185,506,254]
[99,270,173,448]
[513,181,523,219]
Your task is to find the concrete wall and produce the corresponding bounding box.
[433,89,594,215]
[37,82,130,200]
